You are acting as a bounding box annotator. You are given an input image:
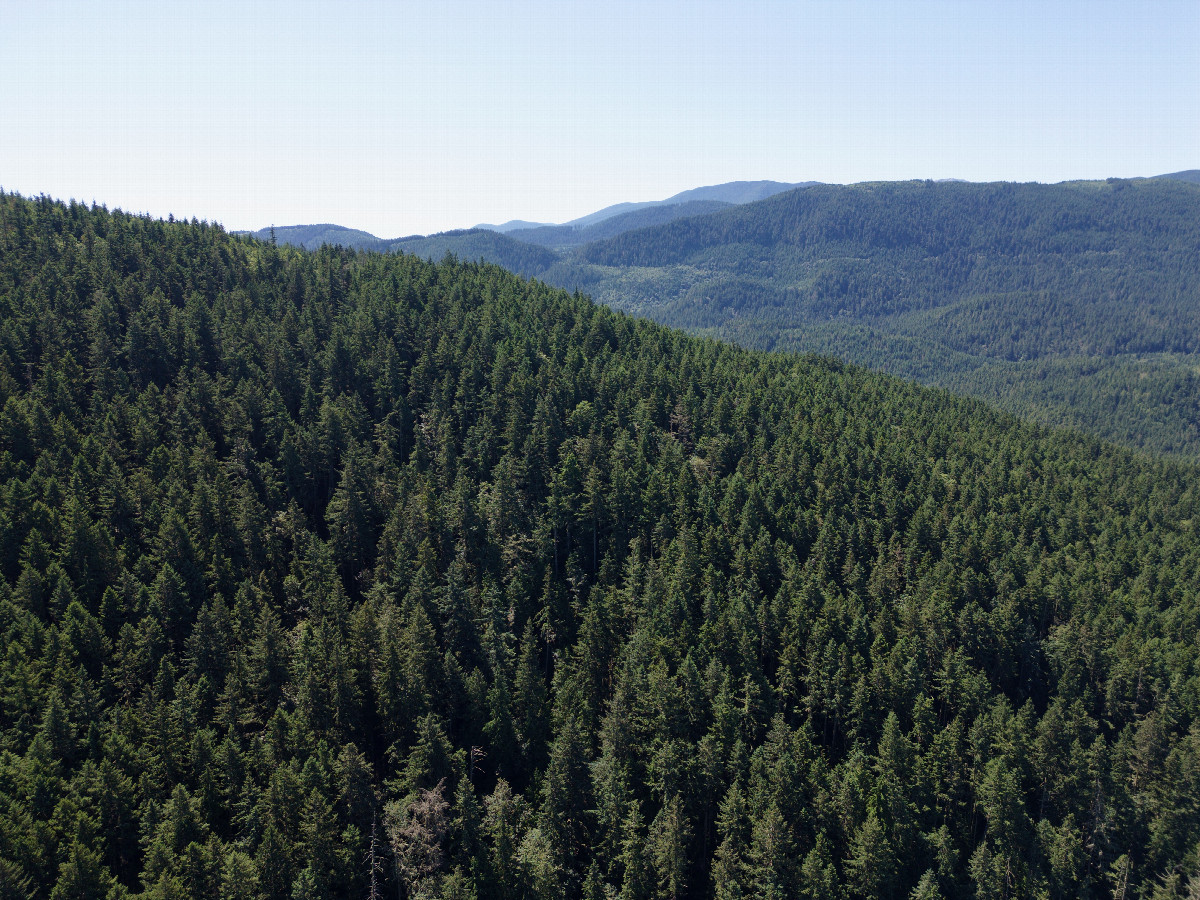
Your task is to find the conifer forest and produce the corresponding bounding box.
[1,192,1199,899]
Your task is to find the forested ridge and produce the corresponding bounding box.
[373,178,1200,459]
[1,192,1200,899]
[549,178,1200,459]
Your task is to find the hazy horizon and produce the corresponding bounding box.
[3,0,1198,236]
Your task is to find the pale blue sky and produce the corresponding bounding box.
[2,0,1197,236]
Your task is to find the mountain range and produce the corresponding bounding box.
[242,180,814,252]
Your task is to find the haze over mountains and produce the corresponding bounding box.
[472,218,550,233]
[477,180,813,234]
[1156,169,1200,184]
[244,180,813,251]
[501,200,734,250]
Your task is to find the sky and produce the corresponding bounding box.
[2,0,1198,237]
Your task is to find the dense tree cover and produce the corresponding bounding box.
[540,178,1200,458]
[2,192,1200,899]
[288,179,1200,458]
[709,321,1200,461]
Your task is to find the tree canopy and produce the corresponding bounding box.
[1,191,1199,899]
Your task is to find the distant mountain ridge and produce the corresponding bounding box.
[513,179,816,231]
[1154,169,1200,184]
[246,180,817,252]
[471,219,551,233]
[505,199,734,250]
[239,223,385,251]
[247,175,1198,251]
[388,229,559,278]
[664,179,819,205]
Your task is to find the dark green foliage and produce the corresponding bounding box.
[546,178,1200,459]
[1,191,1200,898]
[248,179,1200,459]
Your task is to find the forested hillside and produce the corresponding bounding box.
[544,178,1200,459]
[2,192,1200,900]
[288,179,1200,459]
